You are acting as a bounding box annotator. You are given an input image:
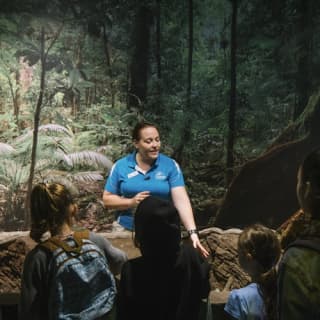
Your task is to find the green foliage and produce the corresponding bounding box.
[0,123,114,228]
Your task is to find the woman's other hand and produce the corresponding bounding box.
[132,191,150,207]
[190,232,209,258]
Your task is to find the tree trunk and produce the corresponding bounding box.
[25,25,62,228]
[25,28,46,228]
[7,74,20,132]
[294,0,314,119]
[102,23,115,108]
[13,71,21,130]
[156,0,161,81]
[173,0,193,164]
[226,0,238,185]
[128,5,152,112]
[215,89,320,230]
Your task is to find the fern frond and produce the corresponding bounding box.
[36,136,73,155]
[74,130,99,149]
[68,151,113,170]
[13,130,32,144]
[34,174,79,197]
[14,124,73,148]
[67,171,104,182]
[0,184,9,191]
[38,124,73,137]
[34,158,55,171]
[0,142,15,155]
[0,174,10,185]
[35,169,67,179]
[55,150,73,167]
[0,159,29,186]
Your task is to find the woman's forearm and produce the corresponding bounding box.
[102,191,133,210]
[103,191,150,210]
[171,186,210,257]
[171,186,197,230]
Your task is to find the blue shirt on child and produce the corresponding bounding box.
[104,152,185,230]
[224,283,266,320]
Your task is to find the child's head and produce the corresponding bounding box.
[297,148,320,219]
[238,224,281,278]
[134,196,181,258]
[30,183,76,242]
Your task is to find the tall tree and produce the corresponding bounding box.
[156,0,161,81]
[173,0,193,164]
[25,25,62,227]
[294,0,314,119]
[226,0,238,185]
[128,4,152,112]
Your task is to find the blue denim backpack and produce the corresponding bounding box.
[41,230,116,320]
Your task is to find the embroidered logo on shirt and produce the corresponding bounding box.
[128,171,139,178]
[155,171,167,180]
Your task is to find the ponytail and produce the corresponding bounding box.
[30,183,73,243]
[257,267,278,320]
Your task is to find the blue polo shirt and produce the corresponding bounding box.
[104,152,185,230]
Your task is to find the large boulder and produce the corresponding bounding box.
[215,90,320,229]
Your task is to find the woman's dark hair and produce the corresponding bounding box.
[300,148,320,219]
[30,183,74,243]
[134,196,181,257]
[132,120,159,141]
[238,224,281,320]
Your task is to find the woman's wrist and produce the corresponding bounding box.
[187,229,199,237]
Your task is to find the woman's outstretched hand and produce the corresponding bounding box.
[190,233,209,258]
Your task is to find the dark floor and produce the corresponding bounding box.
[0,302,229,320]
[1,305,18,320]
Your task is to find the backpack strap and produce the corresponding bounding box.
[286,238,320,254]
[40,229,90,254]
[73,229,90,244]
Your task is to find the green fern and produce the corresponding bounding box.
[0,122,115,227]
[68,171,105,182]
[0,142,15,155]
[67,151,113,170]
[0,159,29,187]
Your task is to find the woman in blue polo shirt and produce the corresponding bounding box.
[103,121,208,257]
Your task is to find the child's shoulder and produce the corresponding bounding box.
[230,282,260,300]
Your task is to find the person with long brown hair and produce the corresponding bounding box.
[224,224,281,320]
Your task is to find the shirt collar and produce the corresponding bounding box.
[128,152,136,169]
[128,151,159,169]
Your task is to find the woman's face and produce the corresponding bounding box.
[134,126,161,162]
